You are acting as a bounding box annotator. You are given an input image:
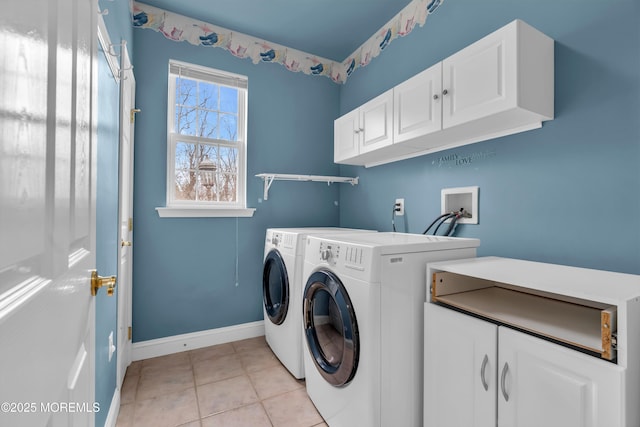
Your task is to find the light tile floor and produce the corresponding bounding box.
[116,336,327,427]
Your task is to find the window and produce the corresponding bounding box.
[159,60,253,217]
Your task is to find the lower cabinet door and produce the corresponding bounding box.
[498,326,625,427]
[424,303,497,427]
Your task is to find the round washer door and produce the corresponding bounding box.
[262,249,289,325]
[303,269,359,387]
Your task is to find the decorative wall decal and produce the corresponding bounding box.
[132,0,444,84]
[432,149,497,168]
[132,2,341,80]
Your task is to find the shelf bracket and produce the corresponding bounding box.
[255,173,359,200]
[262,174,276,200]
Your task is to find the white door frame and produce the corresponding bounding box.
[117,41,136,388]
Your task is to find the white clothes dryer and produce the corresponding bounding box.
[263,227,376,379]
[302,232,480,427]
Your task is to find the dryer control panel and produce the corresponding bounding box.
[319,241,340,266]
[305,236,375,281]
[315,241,369,272]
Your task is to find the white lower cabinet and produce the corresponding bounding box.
[425,303,497,427]
[498,326,624,427]
[425,303,625,427]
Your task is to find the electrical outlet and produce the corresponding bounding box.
[395,198,405,216]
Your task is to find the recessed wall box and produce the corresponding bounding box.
[441,186,478,224]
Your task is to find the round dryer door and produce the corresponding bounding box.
[263,249,289,325]
[303,269,359,387]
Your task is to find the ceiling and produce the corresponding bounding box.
[135,0,415,61]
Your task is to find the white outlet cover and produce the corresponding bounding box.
[395,198,405,216]
[108,331,115,362]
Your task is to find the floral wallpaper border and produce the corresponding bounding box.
[132,0,443,84]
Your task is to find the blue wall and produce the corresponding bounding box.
[131,29,341,341]
[96,0,133,425]
[129,0,639,347]
[338,0,640,274]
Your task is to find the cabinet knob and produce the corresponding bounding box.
[433,94,439,100]
[442,89,449,96]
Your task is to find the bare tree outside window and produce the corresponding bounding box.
[169,65,245,205]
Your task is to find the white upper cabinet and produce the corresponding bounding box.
[360,89,393,154]
[393,63,443,143]
[334,108,360,162]
[441,23,517,129]
[334,89,393,163]
[441,19,553,130]
[336,19,554,167]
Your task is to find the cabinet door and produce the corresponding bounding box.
[359,89,393,154]
[334,108,360,162]
[424,303,497,427]
[442,22,517,129]
[394,63,442,143]
[498,327,624,427]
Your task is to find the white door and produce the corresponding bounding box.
[116,42,136,389]
[442,22,517,129]
[498,326,625,427]
[359,89,393,154]
[394,63,442,143]
[424,303,497,427]
[0,0,98,426]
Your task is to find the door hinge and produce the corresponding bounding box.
[128,326,132,341]
[130,108,141,123]
[128,217,133,232]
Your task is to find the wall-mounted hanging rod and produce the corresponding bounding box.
[255,173,359,200]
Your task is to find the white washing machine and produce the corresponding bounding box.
[302,232,480,427]
[263,227,376,379]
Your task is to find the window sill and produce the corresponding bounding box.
[156,207,256,218]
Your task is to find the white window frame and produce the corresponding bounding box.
[157,60,254,218]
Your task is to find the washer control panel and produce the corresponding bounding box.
[269,232,282,247]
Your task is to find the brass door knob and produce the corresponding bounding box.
[91,270,117,296]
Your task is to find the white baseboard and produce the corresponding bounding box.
[131,320,265,361]
[102,388,120,427]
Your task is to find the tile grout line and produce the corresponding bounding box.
[188,350,204,426]
[242,357,276,427]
